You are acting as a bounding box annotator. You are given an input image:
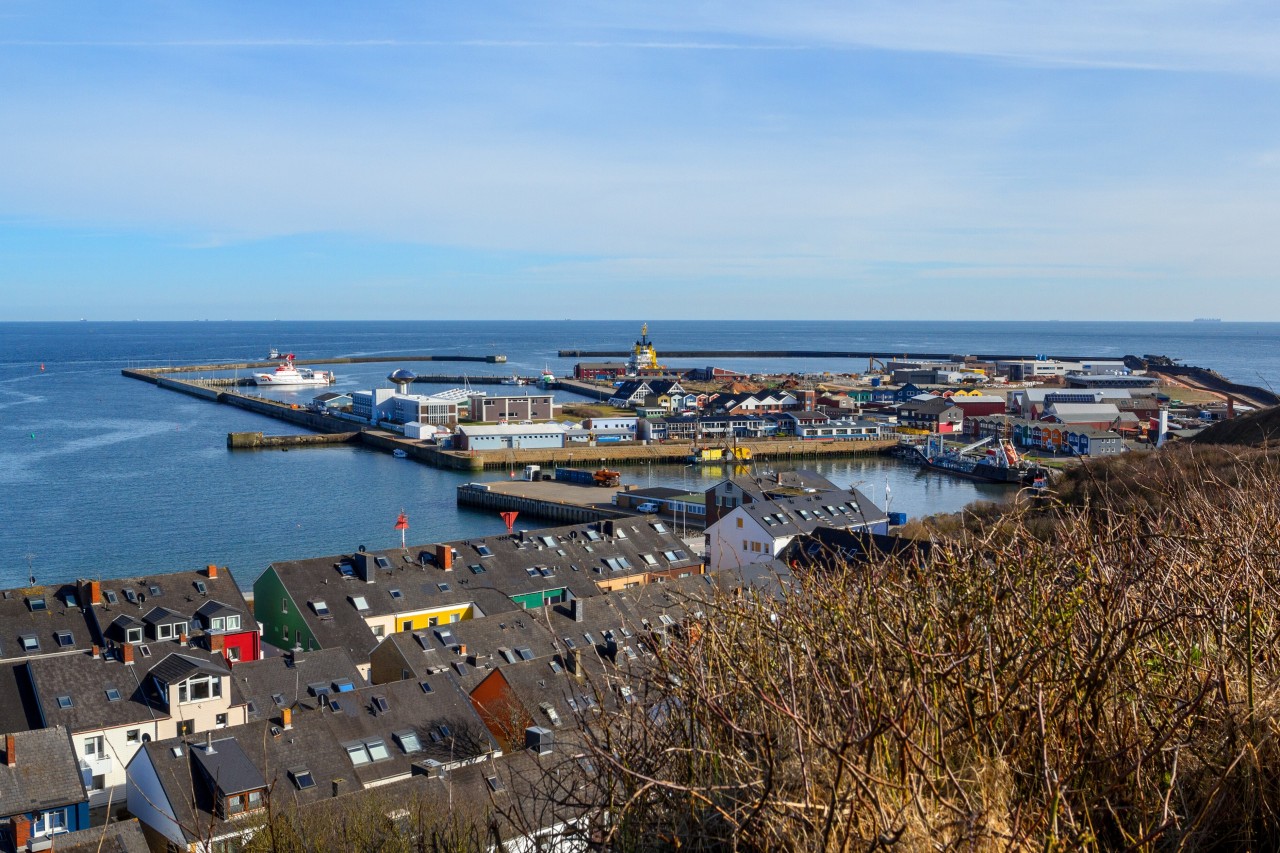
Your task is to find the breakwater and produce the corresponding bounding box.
[227,431,361,449]
[558,349,1117,361]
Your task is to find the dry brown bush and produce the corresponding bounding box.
[549,448,1280,851]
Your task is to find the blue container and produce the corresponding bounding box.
[870,377,882,387]
[888,511,907,526]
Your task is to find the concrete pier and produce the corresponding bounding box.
[457,480,631,525]
[227,431,360,450]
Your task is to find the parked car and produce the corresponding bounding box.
[635,502,660,513]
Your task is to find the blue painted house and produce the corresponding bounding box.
[0,726,90,847]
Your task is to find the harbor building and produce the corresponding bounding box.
[467,393,556,423]
[455,424,566,451]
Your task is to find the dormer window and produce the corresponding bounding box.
[179,674,223,704]
[211,617,225,631]
[227,615,240,630]
[126,627,143,643]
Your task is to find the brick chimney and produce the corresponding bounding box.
[80,579,102,606]
[206,564,219,579]
[11,815,31,850]
[282,707,292,730]
[570,597,584,623]
[567,648,583,680]
[92,644,101,660]
[457,643,467,657]
[4,733,14,767]
[122,643,135,665]
[179,632,188,647]
[436,544,453,571]
[209,634,226,653]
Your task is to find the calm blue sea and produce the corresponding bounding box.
[1,320,1275,590]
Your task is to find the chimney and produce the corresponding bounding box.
[4,734,14,767]
[567,648,583,680]
[354,553,376,584]
[92,644,101,660]
[205,732,216,755]
[179,632,188,647]
[332,779,343,799]
[570,597,584,623]
[457,643,467,657]
[80,579,102,606]
[209,634,225,653]
[11,816,31,850]
[122,643,135,665]
[282,707,293,730]
[206,564,219,579]
[435,544,453,571]
[601,520,615,538]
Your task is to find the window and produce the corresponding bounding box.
[56,695,72,709]
[64,591,79,607]
[195,581,207,595]
[177,720,194,736]
[148,584,162,597]
[84,735,103,756]
[437,583,451,593]
[216,713,228,727]
[367,739,390,761]
[333,678,355,693]
[642,553,658,566]
[450,613,460,623]
[736,517,744,528]
[27,596,47,612]
[516,646,535,661]
[126,729,140,743]
[291,768,316,790]
[469,564,485,574]
[419,680,433,694]
[227,615,241,630]
[20,634,39,652]
[157,623,173,640]
[476,544,494,557]
[104,590,118,604]
[227,646,241,661]
[347,743,371,766]
[395,730,421,753]
[180,675,221,704]
[105,687,122,702]
[351,596,370,612]
[486,775,505,793]
[372,695,390,713]
[372,625,385,638]
[210,618,224,632]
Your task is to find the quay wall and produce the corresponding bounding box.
[228,431,361,449]
[156,376,221,401]
[457,484,629,525]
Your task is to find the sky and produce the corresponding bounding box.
[1,1,1279,321]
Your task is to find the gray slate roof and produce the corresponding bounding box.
[739,487,888,537]
[233,647,365,721]
[0,725,86,817]
[0,583,97,662]
[28,818,150,853]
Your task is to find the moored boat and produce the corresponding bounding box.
[252,358,334,387]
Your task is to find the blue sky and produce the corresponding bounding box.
[1,1,1279,320]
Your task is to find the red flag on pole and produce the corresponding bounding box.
[500,511,518,533]
[395,510,409,549]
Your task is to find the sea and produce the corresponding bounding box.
[1,320,1275,591]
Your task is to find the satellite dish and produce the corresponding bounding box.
[358,545,366,553]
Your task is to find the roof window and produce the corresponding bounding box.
[350,596,369,612]
[290,768,316,790]
[27,597,46,613]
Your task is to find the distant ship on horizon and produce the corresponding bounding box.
[1193,317,1222,323]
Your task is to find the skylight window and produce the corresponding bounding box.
[395,730,421,753]
[419,681,433,694]
[486,775,505,793]
[311,600,330,616]
[106,687,122,702]
[19,635,38,652]
[272,693,286,706]
[27,597,46,612]
[540,536,557,548]
[56,695,72,709]
[549,659,563,673]
[389,588,403,600]
[585,529,601,542]
[366,739,391,761]
[350,596,370,612]
[64,592,79,607]
[104,591,118,604]
[194,581,207,595]
[498,648,517,664]
[148,585,162,597]
[663,551,678,561]
[476,544,494,557]
[469,564,485,574]
[539,567,554,577]
[371,695,390,713]
[642,553,659,566]
[123,589,137,604]
[56,631,74,647]
[375,556,392,570]
[333,679,355,693]
[438,724,452,738]
[526,568,540,577]
[346,743,371,766]
[338,563,354,577]
[291,768,316,790]
[516,646,535,661]
[562,637,577,649]
[437,583,451,593]
[651,523,668,533]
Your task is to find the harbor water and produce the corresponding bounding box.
[2,320,1275,589]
